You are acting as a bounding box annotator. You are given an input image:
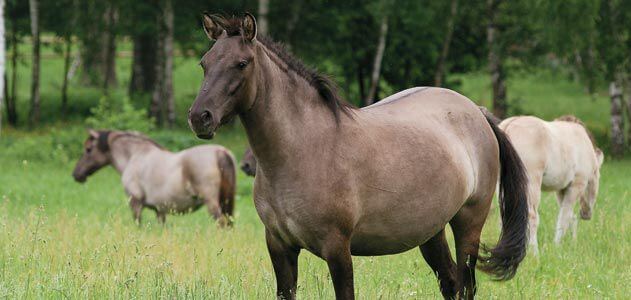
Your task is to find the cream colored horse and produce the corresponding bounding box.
[499,115,603,254]
[72,130,236,225]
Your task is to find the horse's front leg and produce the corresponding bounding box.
[322,232,354,300]
[129,196,144,226]
[266,230,300,299]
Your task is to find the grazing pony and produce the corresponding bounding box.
[240,148,257,176]
[499,115,603,253]
[72,130,236,225]
[188,14,529,299]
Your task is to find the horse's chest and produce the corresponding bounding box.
[254,189,318,250]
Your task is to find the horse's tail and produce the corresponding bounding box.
[217,148,236,217]
[478,108,529,280]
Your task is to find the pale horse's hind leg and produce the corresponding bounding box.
[554,179,587,243]
[198,185,227,226]
[526,174,543,255]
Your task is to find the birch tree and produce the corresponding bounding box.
[0,0,5,135]
[434,0,458,87]
[28,0,39,126]
[258,0,269,36]
[365,0,390,106]
[487,0,507,119]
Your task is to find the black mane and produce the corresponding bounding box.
[211,15,356,121]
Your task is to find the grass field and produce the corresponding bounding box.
[1,44,630,299]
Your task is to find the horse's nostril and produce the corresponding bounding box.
[201,111,212,124]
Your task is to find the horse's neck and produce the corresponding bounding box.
[240,46,337,170]
[109,137,159,174]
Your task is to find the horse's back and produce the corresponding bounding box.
[180,145,232,186]
[361,87,500,198]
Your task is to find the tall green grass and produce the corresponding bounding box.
[1,126,629,298]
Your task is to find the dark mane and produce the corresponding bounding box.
[554,115,599,151]
[212,14,356,121]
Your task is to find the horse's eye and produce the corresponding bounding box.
[86,147,92,154]
[237,60,249,70]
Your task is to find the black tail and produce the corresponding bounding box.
[478,109,529,280]
[217,149,236,217]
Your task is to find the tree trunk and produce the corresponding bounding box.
[365,13,389,106]
[284,0,303,48]
[129,34,157,96]
[487,0,507,118]
[61,37,71,114]
[163,0,174,127]
[356,63,366,103]
[0,0,4,135]
[28,0,40,126]
[78,1,106,86]
[103,3,118,90]
[5,13,17,126]
[150,33,164,126]
[609,81,624,157]
[625,78,631,149]
[434,0,458,87]
[258,0,269,36]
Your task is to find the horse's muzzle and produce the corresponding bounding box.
[73,173,87,183]
[188,108,216,139]
[241,162,256,177]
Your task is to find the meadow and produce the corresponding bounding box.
[0,43,630,299]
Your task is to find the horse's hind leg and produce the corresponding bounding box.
[419,229,457,299]
[526,175,543,255]
[198,186,226,225]
[554,180,586,243]
[450,200,490,300]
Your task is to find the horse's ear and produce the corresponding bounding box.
[242,12,257,41]
[88,129,99,140]
[202,13,226,41]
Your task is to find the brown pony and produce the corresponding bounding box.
[188,14,529,299]
[72,130,236,225]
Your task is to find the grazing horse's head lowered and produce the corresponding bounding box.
[72,129,112,183]
[188,13,259,139]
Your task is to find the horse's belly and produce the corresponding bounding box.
[542,168,573,191]
[349,208,453,256]
[350,229,439,256]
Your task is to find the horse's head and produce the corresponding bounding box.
[189,13,259,139]
[580,148,604,220]
[72,130,112,183]
[240,148,257,177]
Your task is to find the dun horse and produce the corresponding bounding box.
[72,130,236,225]
[499,115,603,254]
[188,14,529,299]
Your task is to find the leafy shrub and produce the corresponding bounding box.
[85,96,155,132]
